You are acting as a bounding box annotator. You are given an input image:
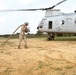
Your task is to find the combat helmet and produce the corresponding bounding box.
[24,22,28,25]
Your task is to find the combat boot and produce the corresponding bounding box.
[24,45,28,48]
[18,46,21,49]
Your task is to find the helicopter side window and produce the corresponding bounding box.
[62,20,65,25]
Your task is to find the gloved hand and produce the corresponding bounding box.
[25,28,30,33]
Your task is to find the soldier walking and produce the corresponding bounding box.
[18,22,30,49]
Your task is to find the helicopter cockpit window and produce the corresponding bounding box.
[41,19,47,24]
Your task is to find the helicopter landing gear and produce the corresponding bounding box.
[47,33,54,41]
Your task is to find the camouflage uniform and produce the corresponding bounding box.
[18,23,29,49]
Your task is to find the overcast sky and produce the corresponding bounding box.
[0,0,76,35]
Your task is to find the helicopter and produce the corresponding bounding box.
[1,0,75,40]
[37,9,76,40]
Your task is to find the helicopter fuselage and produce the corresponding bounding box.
[37,10,76,34]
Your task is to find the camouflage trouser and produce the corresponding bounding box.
[18,35,27,47]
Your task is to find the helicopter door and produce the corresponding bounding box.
[48,21,52,29]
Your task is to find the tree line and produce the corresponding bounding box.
[0,30,76,38]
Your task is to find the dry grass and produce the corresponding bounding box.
[0,38,76,75]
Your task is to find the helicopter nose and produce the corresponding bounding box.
[37,25,43,29]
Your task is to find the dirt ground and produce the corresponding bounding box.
[0,38,76,75]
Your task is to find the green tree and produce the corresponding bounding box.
[36,30,43,35]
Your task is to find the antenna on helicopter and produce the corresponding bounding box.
[0,0,67,12]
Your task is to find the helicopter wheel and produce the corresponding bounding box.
[47,33,54,41]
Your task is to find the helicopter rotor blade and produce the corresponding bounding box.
[0,8,44,12]
[44,0,67,10]
[0,0,67,12]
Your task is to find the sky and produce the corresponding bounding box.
[0,0,76,35]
